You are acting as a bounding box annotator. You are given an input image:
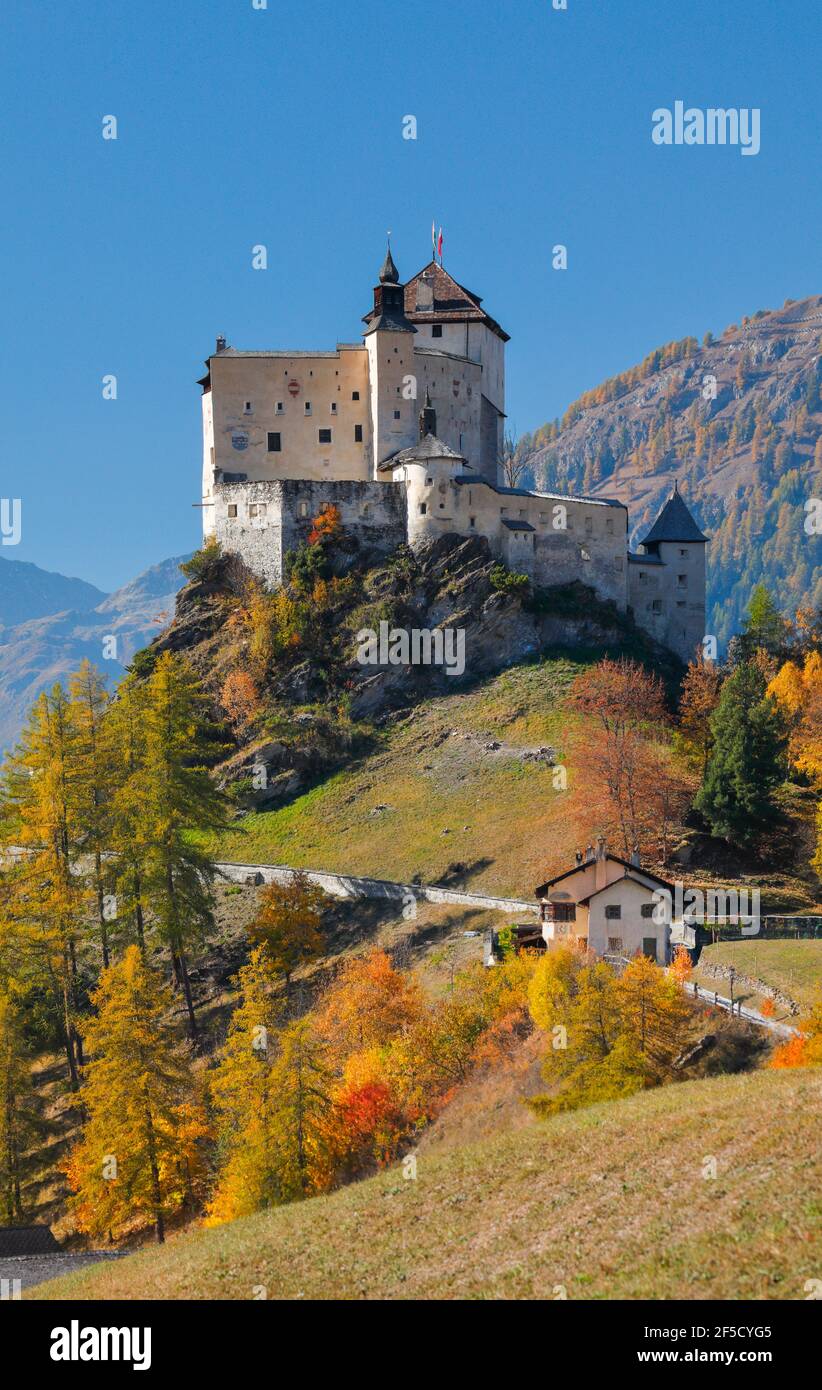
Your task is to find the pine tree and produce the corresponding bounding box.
[695,661,788,845]
[65,945,207,1243]
[206,947,283,1225]
[124,653,230,1037]
[0,989,36,1222]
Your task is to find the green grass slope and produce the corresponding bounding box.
[694,940,822,1015]
[201,659,584,898]
[32,1069,822,1301]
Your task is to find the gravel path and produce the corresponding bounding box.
[0,1251,125,1294]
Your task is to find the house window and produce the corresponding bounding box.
[267,432,281,452]
[352,390,360,401]
[419,503,427,515]
[641,903,656,919]
[318,428,332,444]
[227,504,237,518]
[354,424,363,442]
[605,904,622,920]
[642,938,657,961]
[608,937,623,953]
[432,324,443,338]
[553,903,576,922]
[275,402,284,415]
[304,402,312,415]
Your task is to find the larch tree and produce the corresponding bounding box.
[0,988,36,1222]
[248,870,326,995]
[677,651,723,777]
[108,675,150,948]
[266,1018,335,1203]
[69,661,116,969]
[66,945,208,1244]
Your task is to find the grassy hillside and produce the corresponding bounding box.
[201,659,584,897]
[693,939,822,1015]
[31,1068,821,1301]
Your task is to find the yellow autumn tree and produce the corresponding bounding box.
[0,988,35,1223]
[65,946,209,1243]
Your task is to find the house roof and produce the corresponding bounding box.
[501,518,535,532]
[398,261,510,342]
[640,487,708,547]
[535,853,674,900]
[575,868,674,906]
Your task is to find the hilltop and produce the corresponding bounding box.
[30,1068,822,1301]
[512,294,822,643]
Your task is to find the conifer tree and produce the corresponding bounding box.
[108,675,150,948]
[249,870,326,995]
[69,661,116,968]
[123,653,229,1036]
[266,1018,334,1203]
[65,945,207,1243]
[695,661,788,845]
[0,988,36,1222]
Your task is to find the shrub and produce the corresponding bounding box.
[489,563,530,596]
[180,535,222,582]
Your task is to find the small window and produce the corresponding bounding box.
[299,502,309,517]
[678,574,687,587]
[469,515,476,528]
[642,938,657,961]
[248,503,267,519]
[606,517,614,534]
[318,428,332,444]
[580,546,591,561]
[605,904,622,920]
[243,400,253,414]
[227,503,237,518]
[354,424,363,442]
[639,571,647,582]
[393,409,401,420]
[352,390,360,401]
[304,402,312,415]
[330,402,337,415]
[641,903,656,919]
[679,548,688,558]
[676,600,686,608]
[607,937,623,953]
[585,515,593,534]
[432,324,443,338]
[651,599,662,613]
[267,432,281,452]
[275,402,284,415]
[419,503,427,515]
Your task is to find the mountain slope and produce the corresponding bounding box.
[514,294,822,643]
[30,1068,822,1301]
[0,556,189,753]
[0,555,106,626]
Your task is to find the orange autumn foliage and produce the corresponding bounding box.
[308,503,342,546]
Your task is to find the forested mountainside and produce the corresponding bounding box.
[511,295,822,645]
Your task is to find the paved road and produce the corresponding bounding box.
[0,1251,125,1295]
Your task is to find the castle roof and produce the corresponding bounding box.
[379,242,400,284]
[364,261,509,342]
[640,487,708,547]
[377,433,467,471]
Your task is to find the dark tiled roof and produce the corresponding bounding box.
[400,261,510,342]
[640,489,708,546]
[535,854,674,899]
[501,518,535,532]
[378,433,466,470]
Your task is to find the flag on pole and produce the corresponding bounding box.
[437,226,443,263]
[431,219,436,260]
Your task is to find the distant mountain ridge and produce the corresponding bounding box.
[512,294,822,643]
[0,555,190,753]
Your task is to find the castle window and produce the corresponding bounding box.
[580,547,591,561]
[459,433,464,451]
[299,502,309,517]
[318,428,332,444]
[677,574,687,587]
[500,507,508,515]
[677,600,686,608]
[679,548,688,558]
[605,905,622,920]
[638,571,647,582]
[519,508,526,518]
[330,402,337,415]
[267,432,282,452]
[419,503,427,515]
[227,504,237,518]
[304,402,312,415]
[248,503,267,518]
[651,599,662,613]
[354,424,363,442]
[585,515,593,534]
[275,402,284,415]
[607,937,623,953]
[432,325,443,338]
[352,391,360,401]
[243,401,253,414]
[393,410,401,420]
[469,516,476,528]
[426,477,432,485]
[606,517,614,534]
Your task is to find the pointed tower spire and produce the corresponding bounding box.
[419,387,437,439]
[379,236,399,285]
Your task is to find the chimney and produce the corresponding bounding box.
[415,269,435,312]
[215,335,227,353]
[595,836,607,891]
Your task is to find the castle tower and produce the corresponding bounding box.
[628,484,708,663]
[363,244,418,476]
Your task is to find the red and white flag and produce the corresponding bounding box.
[437,226,443,262]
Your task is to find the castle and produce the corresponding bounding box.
[199,245,707,663]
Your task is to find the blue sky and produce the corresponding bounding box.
[2,0,820,591]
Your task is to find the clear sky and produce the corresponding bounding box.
[2,0,820,591]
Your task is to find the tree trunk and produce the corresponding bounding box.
[178,952,198,1041]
